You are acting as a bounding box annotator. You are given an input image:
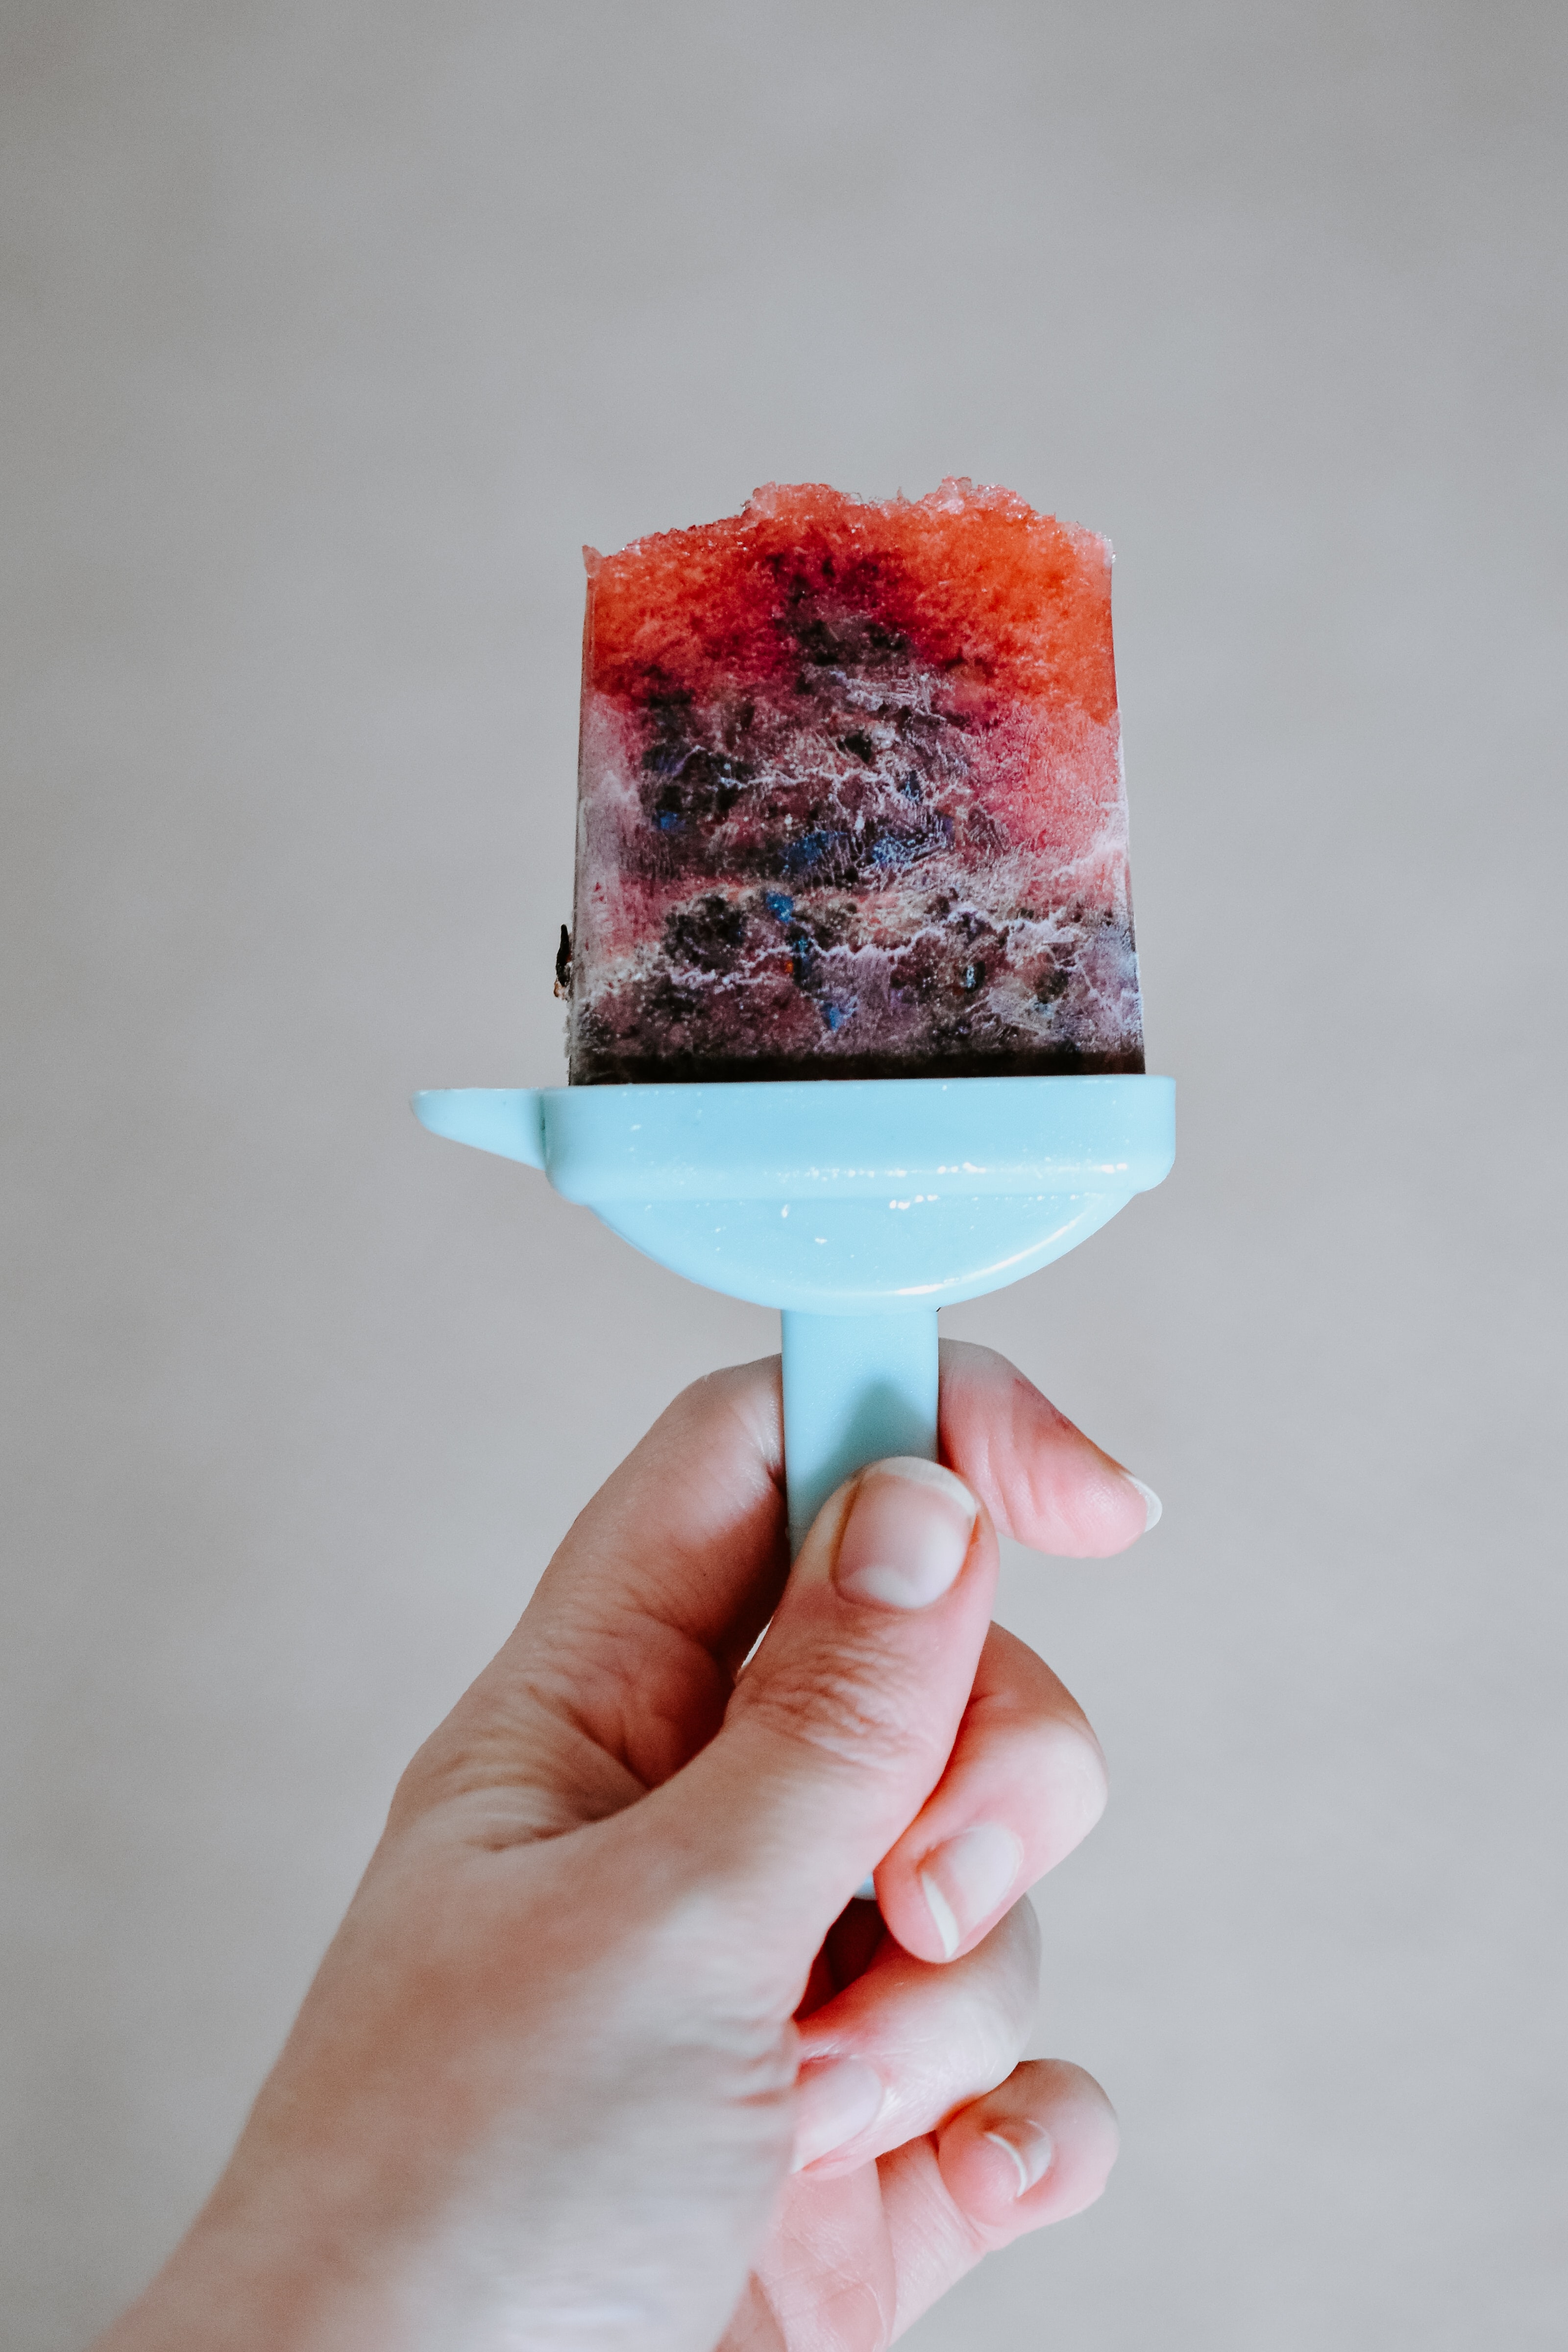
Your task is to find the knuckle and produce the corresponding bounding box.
[733,1633,935,1780]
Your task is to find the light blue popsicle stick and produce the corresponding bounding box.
[780,1308,940,1554]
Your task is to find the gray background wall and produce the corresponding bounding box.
[3,4,1564,2346]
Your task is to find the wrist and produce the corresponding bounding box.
[92,2160,420,2352]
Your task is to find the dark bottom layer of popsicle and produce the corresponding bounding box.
[570,1045,1146,1084]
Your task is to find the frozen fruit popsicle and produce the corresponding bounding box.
[419,475,1174,1554]
[566,478,1144,1085]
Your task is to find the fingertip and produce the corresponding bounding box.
[938,2060,1120,2236]
[1120,1473,1162,1534]
[938,1341,1160,1558]
[980,2118,1054,2198]
[1068,1464,1157,1558]
[831,1458,982,1613]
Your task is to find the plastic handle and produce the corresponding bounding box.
[781,1310,940,1553]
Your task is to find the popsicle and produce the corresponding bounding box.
[416,478,1173,1552]
[566,479,1144,1085]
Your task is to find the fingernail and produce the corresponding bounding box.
[983,2118,1054,2197]
[791,2057,884,2171]
[917,1822,1023,1958]
[1122,1473,1162,1532]
[833,1458,978,1610]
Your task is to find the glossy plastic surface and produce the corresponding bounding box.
[413,1075,1173,1313]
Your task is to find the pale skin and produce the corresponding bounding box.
[96,1340,1155,2352]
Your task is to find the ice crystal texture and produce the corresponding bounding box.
[567,479,1144,1083]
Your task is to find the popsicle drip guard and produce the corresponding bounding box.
[415,1073,1174,1549]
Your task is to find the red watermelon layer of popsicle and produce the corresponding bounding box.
[566,479,1144,1083]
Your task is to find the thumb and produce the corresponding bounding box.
[657,1456,998,1983]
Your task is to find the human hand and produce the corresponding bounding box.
[97,1341,1156,2352]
